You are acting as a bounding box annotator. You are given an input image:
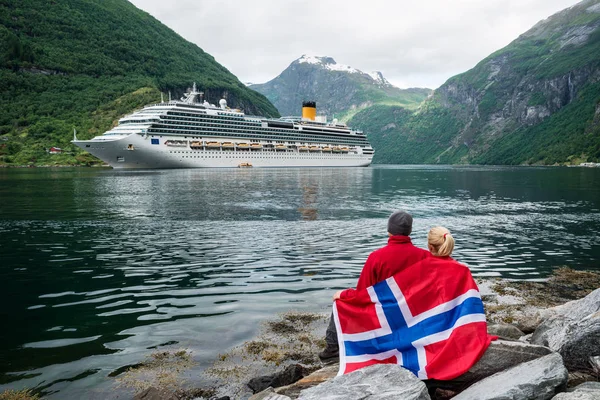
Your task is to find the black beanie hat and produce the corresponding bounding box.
[387,210,413,236]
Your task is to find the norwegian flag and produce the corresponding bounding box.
[333,258,494,380]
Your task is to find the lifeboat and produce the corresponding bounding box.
[332,147,341,153]
[206,141,220,148]
[237,143,250,149]
[221,142,234,148]
[250,143,263,150]
[166,140,189,147]
[189,141,202,149]
[275,144,288,151]
[322,146,332,152]
[341,147,349,153]
[309,146,321,152]
[299,146,309,152]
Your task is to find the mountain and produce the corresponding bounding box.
[350,0,600,165]
[0,0,279,166]
[249,55,431,120]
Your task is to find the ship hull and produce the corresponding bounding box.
[74,133,373,169]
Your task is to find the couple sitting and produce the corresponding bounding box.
[320,210,493,380]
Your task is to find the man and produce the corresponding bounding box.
[319,210,430,362]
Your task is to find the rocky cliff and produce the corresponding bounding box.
[350,0,600,165]
[250,55,431,120]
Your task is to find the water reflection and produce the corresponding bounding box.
[0,165,599,398]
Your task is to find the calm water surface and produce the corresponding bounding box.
[1,165,599,397]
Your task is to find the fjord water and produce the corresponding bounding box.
[1,165,599,397]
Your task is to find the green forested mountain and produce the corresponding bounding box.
[0,0,279,166]
[351,0,600,165]
[250,55,431,122]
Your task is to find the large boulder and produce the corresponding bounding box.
[552,381,600,399]
[297,364,430,400]
[531,289,600,371]
[487,323,525,340]
[452,352,568,400]
[249,387,292,400]
[427,340,552,391]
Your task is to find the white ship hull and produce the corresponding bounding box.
[76,133,372,169]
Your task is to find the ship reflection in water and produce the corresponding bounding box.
[298,184,319,220]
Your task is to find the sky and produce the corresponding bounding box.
[129,0,584,89]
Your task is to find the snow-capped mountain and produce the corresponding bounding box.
[249,55,430,119]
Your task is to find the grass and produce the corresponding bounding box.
[0,390,40,400]
[115,349,196,396]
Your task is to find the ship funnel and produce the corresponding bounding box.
[302,101,316,121]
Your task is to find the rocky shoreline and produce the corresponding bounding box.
[6,268,593,400]
[121,267,600,400]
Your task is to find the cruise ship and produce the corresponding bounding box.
[72,83,374,169]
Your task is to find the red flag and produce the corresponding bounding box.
[333,257,495,379]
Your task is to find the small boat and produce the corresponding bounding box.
[309,146,321,152]
[206,141,220,148]
[222,142,235,148]
[299,146,309,152]
[238,162,253,168]
[332,147,341,153]
[237,143,250,148]
[322,146,332,152]
[189,141,202,148]
[250,143,263,150]
[341,147,349,153]
[275,144,288,151]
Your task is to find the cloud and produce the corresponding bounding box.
[130,0,582,89]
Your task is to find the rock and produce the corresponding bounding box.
[452,352,568,400]
[427,340,552,391]
[249,387,292,400]
[531,289,600,371]
[553,381,600,399]
[569,381,600,392]
[552,393,600,400]
[297,364,430,400]
[133,387,178,400]
[487,323,525,340]
[275,365,339,398]
[248,364,306,394]
[512,307,558,333]
[566,371,598,388]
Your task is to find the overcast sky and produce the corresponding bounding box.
[129,0,583,89]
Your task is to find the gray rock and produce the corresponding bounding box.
[553,381,600,400]
[531,289,600,371]
[552,394,599,400]
[487,323,525,340]
[249,387,292,400]
[570,381,600,392]
[275,365,338,398]
[132,387,178,400]
[297,364,430,400]
[453,352,568,400]
[427,340,552,391]
[248,364,306,393]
